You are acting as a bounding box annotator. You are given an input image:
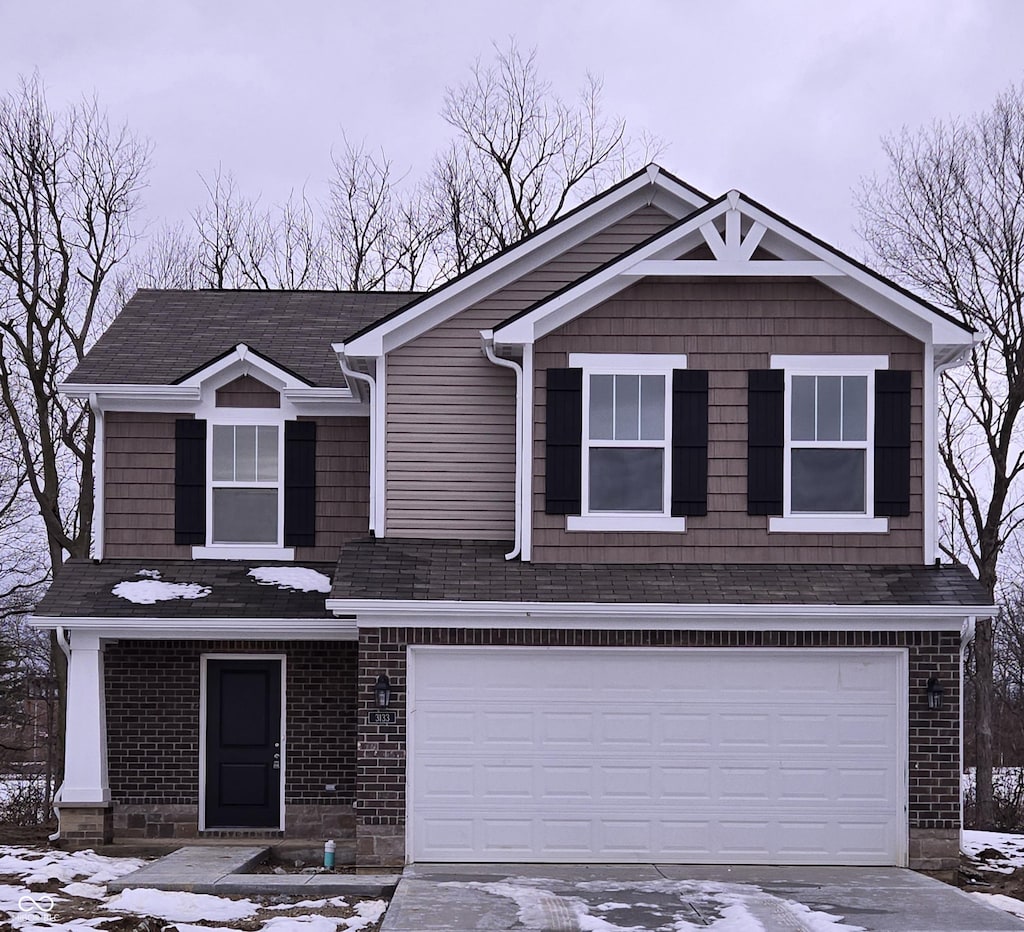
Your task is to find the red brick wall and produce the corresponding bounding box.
[355,628,961,865]
[105,640,358,809]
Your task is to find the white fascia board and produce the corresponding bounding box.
[326,599,996,630]
[27,615,357,640]
[624,260,846,277]
[61,383,201,403]
[343,171,707,358]
[494,195,976,351]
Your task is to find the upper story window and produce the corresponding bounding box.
[750,355,909,534]
[586,372,668,513]
[211,423,281,544]
[546,354,707,532]
[788,373,869,514]
[175,372,318,560]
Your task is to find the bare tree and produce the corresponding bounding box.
[435,40,660,266]
[0,73,149,788]
[858,83,1024,827]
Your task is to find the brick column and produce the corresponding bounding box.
[355,628,406,867]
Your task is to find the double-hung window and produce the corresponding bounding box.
[563,354,692,532]
[210,423,282,544]
[767,355,892,533]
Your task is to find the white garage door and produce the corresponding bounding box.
[409,647,905,865]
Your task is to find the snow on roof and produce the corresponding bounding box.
[112,569,211,605]
[248,566,332,594]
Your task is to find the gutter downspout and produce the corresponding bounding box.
[89,395,104,561]
[335,349,378,536]
[481,332,522,560]
[48,626,72,842]
[932,345,974,563]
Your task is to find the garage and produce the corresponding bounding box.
[408,646,906,865]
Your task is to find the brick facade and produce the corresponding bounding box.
[355,627,962,869]
[104,639,357,839]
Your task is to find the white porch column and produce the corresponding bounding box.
[61,632,110,804]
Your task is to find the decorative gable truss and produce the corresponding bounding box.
[62,342,365,561]
[488,190,977,562]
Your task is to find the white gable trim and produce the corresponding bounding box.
[340,167,707,358]
[491,193,975,352]
[62,343,365,416]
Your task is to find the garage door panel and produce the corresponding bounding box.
[410,648,904,864]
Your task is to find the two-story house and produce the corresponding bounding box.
[32,165,993,872]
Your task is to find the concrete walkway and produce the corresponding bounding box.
[381,863,1024,931]
[107,845,399,897]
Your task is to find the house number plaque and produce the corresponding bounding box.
[368,711,397,725]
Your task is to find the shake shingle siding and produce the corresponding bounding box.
[103,413,370,559]
[105,412,192,558]
[532,277,925,564]
[384,205,675,540]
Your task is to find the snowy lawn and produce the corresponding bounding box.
[0,846,387,932]
[962,829,1024,922]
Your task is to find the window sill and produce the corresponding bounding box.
[192,545,296,560]
[566,514,686,533]
[768,516,889,534]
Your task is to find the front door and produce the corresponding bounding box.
[204,657,282,829]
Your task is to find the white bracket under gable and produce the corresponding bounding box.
[699,191,767,261]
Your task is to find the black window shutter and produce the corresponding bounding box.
[284,420,317,547]
[175,418,206,545]
[545,368,583,515]
[747,370,784,515]
[671,369,708,517]
[874,369,912,517]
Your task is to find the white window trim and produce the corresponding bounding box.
[567,353,687,533]
[769,354,889,535]
[191,363,300,560]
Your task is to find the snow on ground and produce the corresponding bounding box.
[112,573,211,604]
[453,877,864,932]
[969,891,1024,920]
[248,566,332,593]
[105,888,260,922]
[0,847,145,884]
[0,846,386,932]
[963,829,1024,873]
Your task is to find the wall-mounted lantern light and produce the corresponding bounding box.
[926,676,945,711]
[375,674,392,710]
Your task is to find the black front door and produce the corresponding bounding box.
[205,658,282,828]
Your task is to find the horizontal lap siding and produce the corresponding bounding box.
[105,412,192,558]
[532,278,926,564]
[385,205,674,539]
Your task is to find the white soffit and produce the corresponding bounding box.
[492,193,975,351]
[340,166,708,358]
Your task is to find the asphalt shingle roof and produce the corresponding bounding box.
[329,537,992,607]
[35,559,336,618]
[67,290,419,387]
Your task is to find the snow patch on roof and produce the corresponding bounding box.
[248,566,331,594]
[112,575,212,604]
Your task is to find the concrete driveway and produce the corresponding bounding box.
[380,863,1024,931]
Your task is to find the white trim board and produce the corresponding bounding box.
[27,616,358,640]
[341,166,707,358]
[325,599,990,631]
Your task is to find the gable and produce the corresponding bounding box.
[492,191,975,360]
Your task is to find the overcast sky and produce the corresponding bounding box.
[2,0,1022,257]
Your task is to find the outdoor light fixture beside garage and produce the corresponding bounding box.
[926,676,945,711]
[375,674,392,709]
